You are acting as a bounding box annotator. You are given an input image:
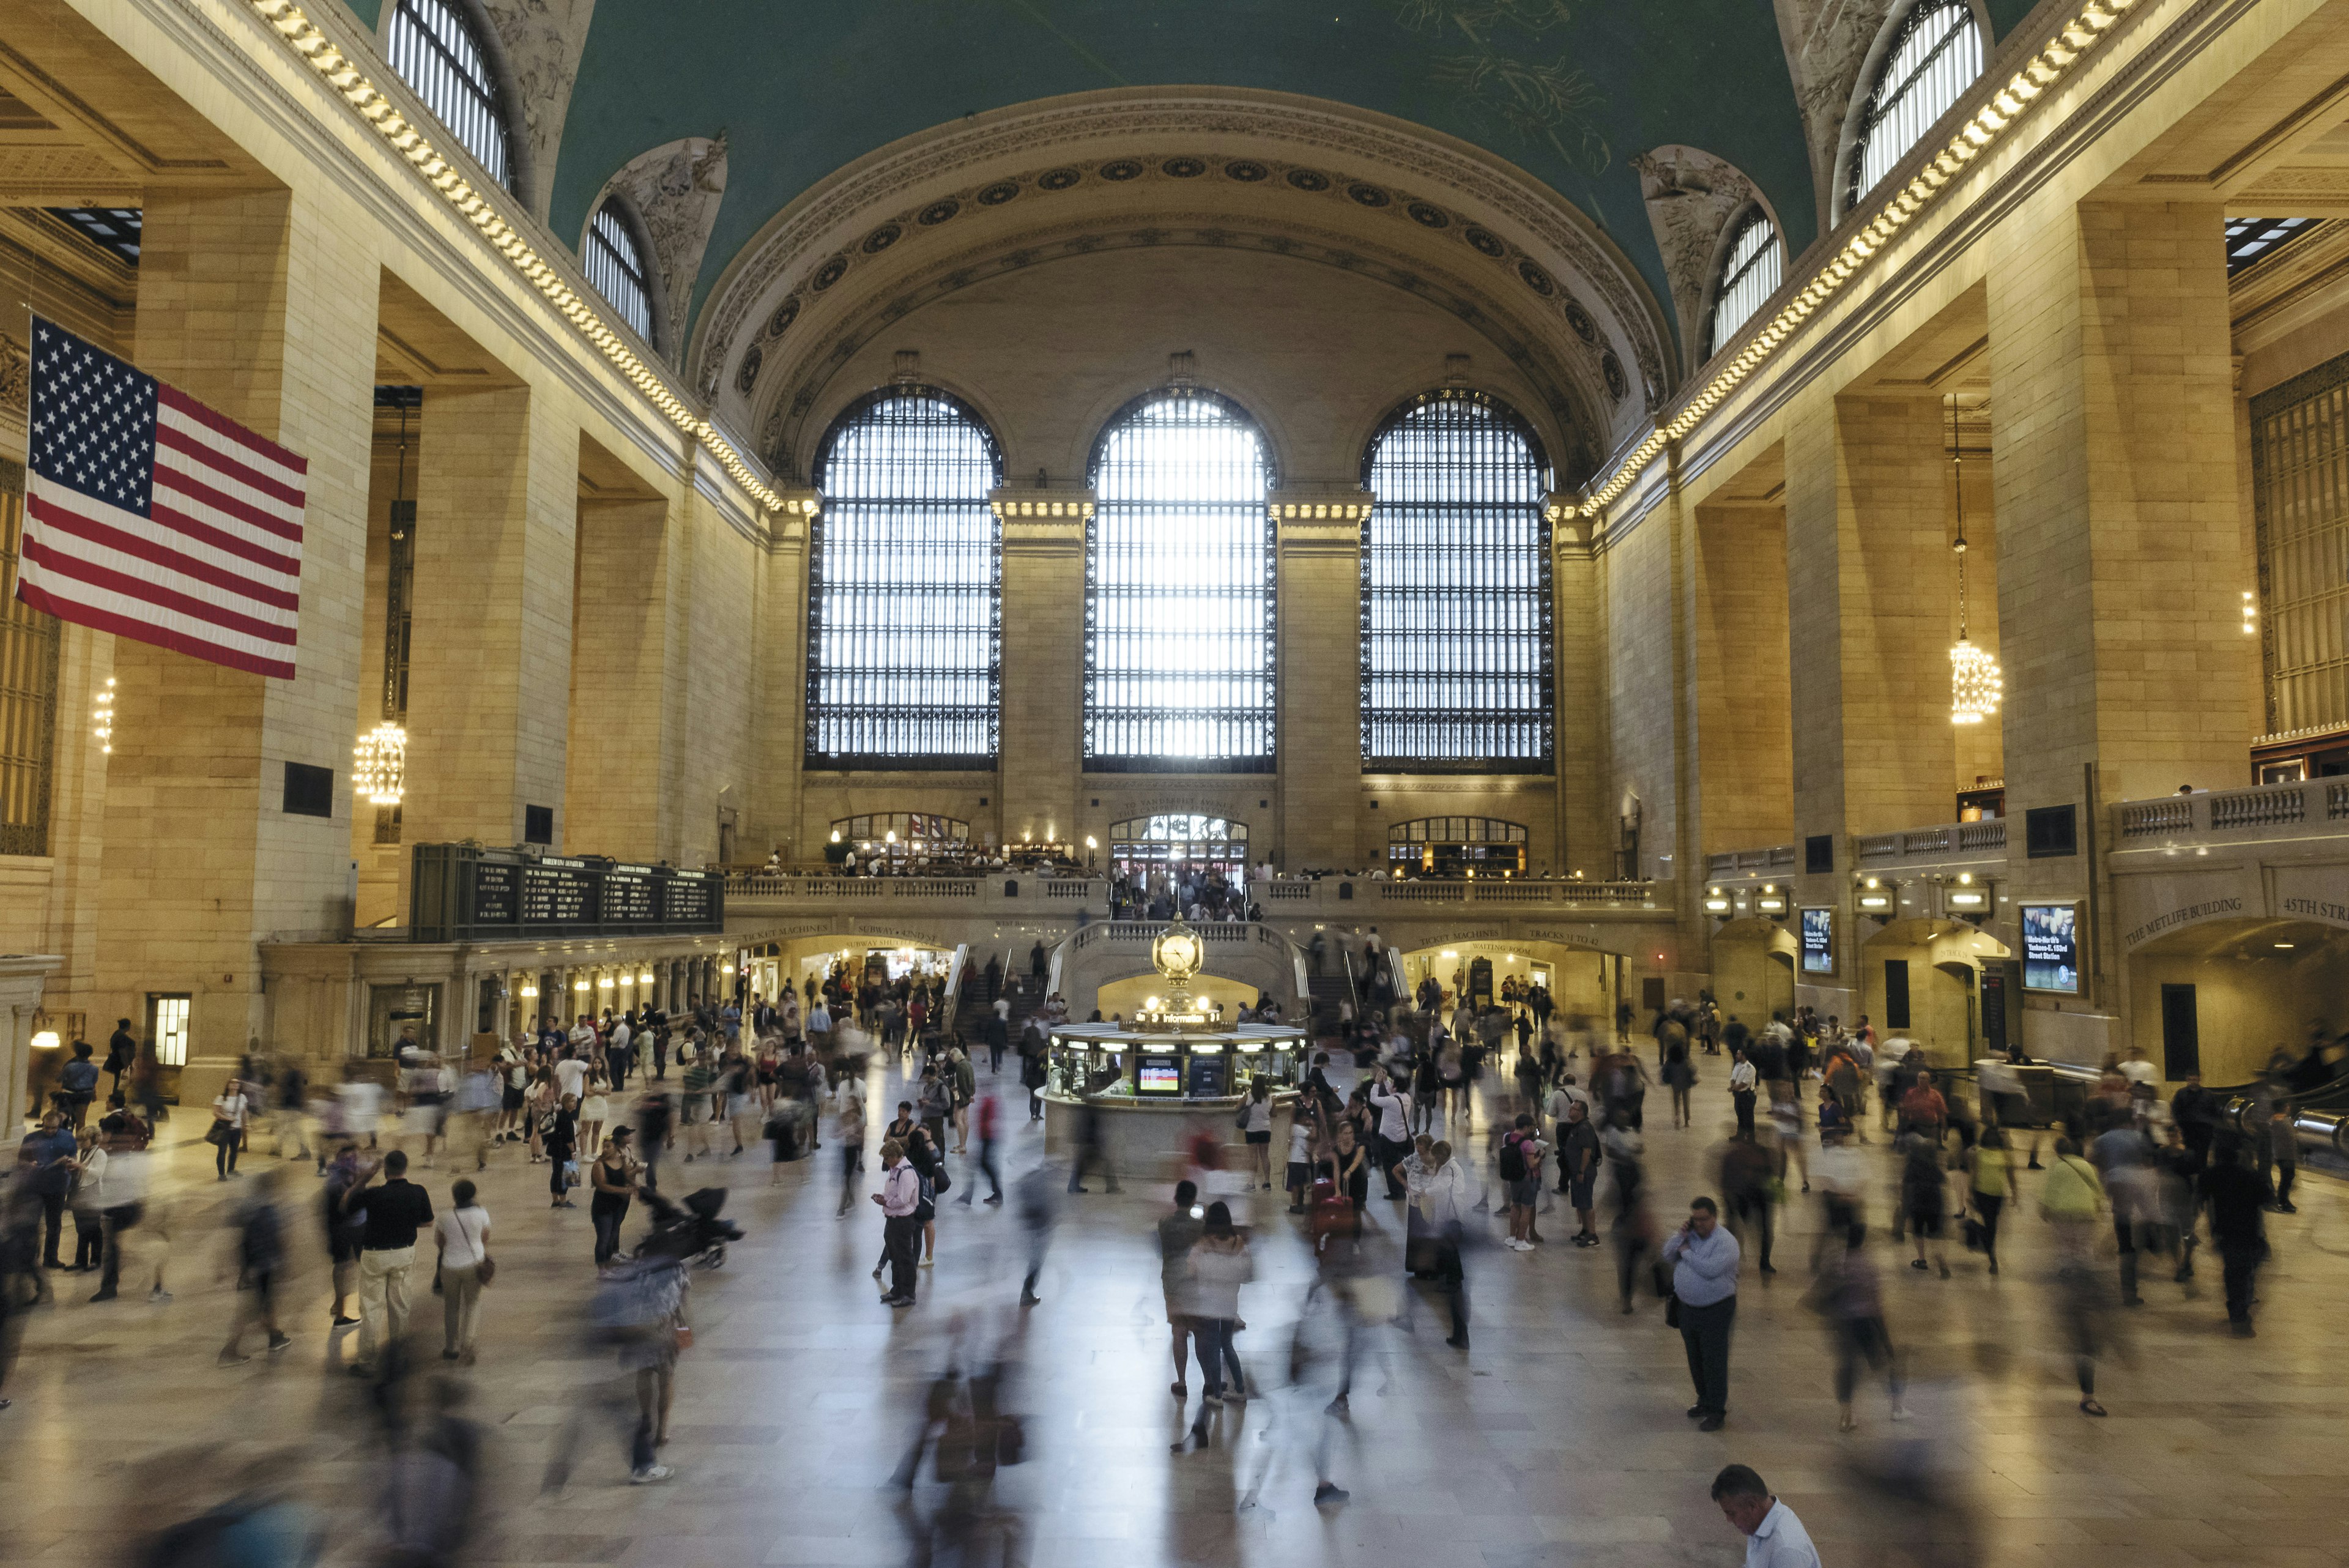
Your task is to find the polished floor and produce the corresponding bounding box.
[1,1056,2340,1568]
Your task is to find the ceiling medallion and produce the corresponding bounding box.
[976,180,1020,206]
[862,223,902,254]
[766,296,800,337]
[812,257,848,290]
[1601,352,1627,401]
[737,344,763,393]
[1286,169,1330,192]
[1518,259,1555,296]
[917,199,960,225]
[1407,201,1449,229]
[1038,167,1082,191]
[1464,226,1505,258]
[1224,160,1269,182]
[1563,299,1597,343]
[1163,157,1208,179]
[1099,160,1145,181]
[1347,182,1392,207]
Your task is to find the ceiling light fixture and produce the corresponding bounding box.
[1948,396,2002,726]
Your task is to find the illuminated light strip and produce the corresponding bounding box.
[245,0,783,513]
[1577,0,2140,522]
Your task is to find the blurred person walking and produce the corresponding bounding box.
[1179,1200,1254,1439]
[1661,1195,1741,1430]
[2203,1135,2269,1337]
[1813,1223,1903,1429]
[836,1093,867,1216]
[1160,1180,1204,1395]
[217,1171,292,1365]
[1964,1126,2019,1274]
[434,1177,491,1364]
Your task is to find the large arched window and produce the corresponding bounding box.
[1360,390,1553,771]
[1847,0,1984,212]
[807,389,1003,768]
[585,199,654,344]
[386,0,514,191]
[1085,392,1275,771]
[1707,209,1782,359]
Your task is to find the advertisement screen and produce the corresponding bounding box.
[1800,907,1833,974]
[1137,1057,1182,1094]
[2021,904,2080,993]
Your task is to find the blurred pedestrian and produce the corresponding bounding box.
[1964,1126,2019,1275]
[1661,1195,1740,1430]
[1181,1200,1253,1436]
[1160,1181,1204,1395]
[217,1171,291,1365]
[1814,1222,1902,1429]
[1603,1113,1655,1315]
[2203,1135,2268,1337]
[434,1177,491,1365]
[837,1094,866,1216]
[1015,1159,1056,1306]
[1719,1128,1775,1276]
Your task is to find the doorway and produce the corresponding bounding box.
[2160,984,2200,1080]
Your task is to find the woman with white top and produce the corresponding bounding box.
[580,1065,612,1156]
[211,1079,250,1180]
[1182,1202,1255,1414]
[434,1177,491,1364]
[1239,1079,1274,1190]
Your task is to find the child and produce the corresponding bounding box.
[1283,1112,1313,1214]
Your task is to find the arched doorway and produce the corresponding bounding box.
[1109,814,1250,880]
[1707,918,1798,1036]
[1859,918,2013,1067]
[2125,917,2348,1087]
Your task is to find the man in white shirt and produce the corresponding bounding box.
[554,1052,589,1102]
[1710,1465,1823,1567]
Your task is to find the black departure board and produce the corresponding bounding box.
[410,845,725,942]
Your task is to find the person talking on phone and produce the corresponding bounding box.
[1660,1195,1742,1430]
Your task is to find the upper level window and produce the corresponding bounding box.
[386,0,513,191]
[807,389,1003,768]
[585,201,653,343]
[1707,210,1781,358]
[1360,390,1553,773]
[1848,0,1983,212]
[2225,217,2319,277]
[48,208,140,265]
[1085,392,1275,771]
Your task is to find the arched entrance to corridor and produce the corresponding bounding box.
[1109,814,1250,880]
[1707,918,1798,1039]
[2124,918,2348,1087]
[1394,937,1620,1024]
[1858,918,2013,1067]
[743,934,959,1009]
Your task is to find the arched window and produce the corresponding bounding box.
[1847,0,1984,212]
[1707,209,1781,358]
[1360,391,1553,771]
[585,199,654,343]
[1387,816,1527,875]
[1109,814,1249,876]
[808,389,1003,767]
[385,0,513,191]
[1085,392,1275,771]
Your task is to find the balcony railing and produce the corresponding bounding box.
[722,871,1669,923]
[1071,920,1281,951]
[1853,819,2006,864]
[1704,844,1795,877]
[2115,777,2349,841]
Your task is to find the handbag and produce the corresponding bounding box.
[475,1255,497,1287]
[1664,1289,1682,1329]
[204,1118,232,1146]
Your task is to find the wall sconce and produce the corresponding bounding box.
[92,676,116,754]
[519,983,538,998]
[31,1030,59,1051]
[354,719,407,806]
[573,979,590,992]
[598,975,615,989]
[639,970,655,985]
[1703,887,1732,915]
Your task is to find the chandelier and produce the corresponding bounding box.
[1948,398,2002,726]
[354,719,407,805]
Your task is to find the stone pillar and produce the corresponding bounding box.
[1693,497,1792,850]
[995,492,1088,849]
[401,384,576,851]
[0,957,62,1135]
[1784,393,1962,841]
[1272,490,1369,867]
[1987,199,2253,1029]
[1551,508,1611,877]
[750,500,811,861]
[566,496,675,858]
[97,188,377,1110]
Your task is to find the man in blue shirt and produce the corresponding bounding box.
[1661,1194,1742,1430]
[20,1110,81,1270]
[58,1042,101,1129]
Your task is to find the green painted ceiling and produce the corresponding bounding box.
[352,0,2049,357]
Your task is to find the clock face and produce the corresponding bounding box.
[1159,934,1199,974]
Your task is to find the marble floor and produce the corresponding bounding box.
[2,1058,2342,1568]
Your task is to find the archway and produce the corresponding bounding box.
[1094,972,1261,1021]
[1393,936,1617,1022]
[2124,917,2349,1087]
[1858,917,2012,1067]
[1109,813,1251,881]
[1706,918,1798,1039]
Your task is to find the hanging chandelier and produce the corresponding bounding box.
[1948,398,2002,726]
[354,719,407,805]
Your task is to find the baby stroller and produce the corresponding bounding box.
[636,1186,744,1270]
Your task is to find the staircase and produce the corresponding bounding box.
[956,963,1049,1038]
[1306,969,1357,1042]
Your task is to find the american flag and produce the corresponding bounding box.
[19,318,306,679]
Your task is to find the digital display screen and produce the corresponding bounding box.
[1800,907,1833,974]
[2021,904,2080,993]
[1187,1056,1226,1098]
[1137,1057,1182,1094]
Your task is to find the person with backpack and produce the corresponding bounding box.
[1498,1113,1545,1251]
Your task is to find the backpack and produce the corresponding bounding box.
[1497,1137,1528,1183]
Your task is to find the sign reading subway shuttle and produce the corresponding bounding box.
[408,843,724,942]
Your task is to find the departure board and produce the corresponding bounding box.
[410,845,724,942]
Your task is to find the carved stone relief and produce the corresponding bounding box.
[478,0,596,221]
[1633,146,1757,377]
[1772,0,1896,228]
[598,135,728,366]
